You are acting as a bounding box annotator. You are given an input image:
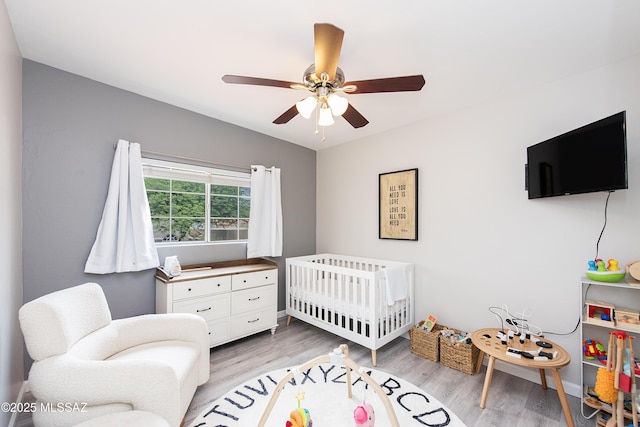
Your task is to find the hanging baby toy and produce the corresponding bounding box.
[285,392,312,427]
[354,401,375,426]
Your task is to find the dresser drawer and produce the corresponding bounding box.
[207,319,230,347]
[173,293,230,322]
[232,269,277,291]
[172,276,231,300]
[231,284,276,315]
[232,308,276,336]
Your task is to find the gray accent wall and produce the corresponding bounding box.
[1,1,24,422]
[22,60,316,370]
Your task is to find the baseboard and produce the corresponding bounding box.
[479,358,581,398]
[7,381,28,427]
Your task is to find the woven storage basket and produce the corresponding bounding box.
[439,330,480,375]
[409,322,445,362]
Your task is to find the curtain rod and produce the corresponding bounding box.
[114,144,270,172]
[142,150,252,172]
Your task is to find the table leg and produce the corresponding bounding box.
[550,368,574,427]
[480,355,496,409]
[475,350,485,374]
[538,368,547,389]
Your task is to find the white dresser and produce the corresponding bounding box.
[155,258,278,347]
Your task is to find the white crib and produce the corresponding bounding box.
[286,254,414,366]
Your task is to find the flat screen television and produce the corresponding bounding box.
[526,111,627,199]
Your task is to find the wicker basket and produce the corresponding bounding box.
[409,322,445,362]
[439,330,480,375]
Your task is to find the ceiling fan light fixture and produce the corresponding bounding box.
[296,96,317,119]
[317,104,335,126]
[327,93,348,116]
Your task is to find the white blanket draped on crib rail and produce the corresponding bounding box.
[383,264,410,306]
[84,139,159,274]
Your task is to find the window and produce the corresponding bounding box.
[142,159,251,244]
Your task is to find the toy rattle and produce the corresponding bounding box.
[286,392,312,427]
[354,402,375,426]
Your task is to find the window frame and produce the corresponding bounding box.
[142,158,251,246]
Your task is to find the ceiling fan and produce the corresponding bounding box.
[222,23,425,133]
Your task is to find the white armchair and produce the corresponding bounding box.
[19,282,210,427]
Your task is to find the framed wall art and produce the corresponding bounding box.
[379,168,418,240]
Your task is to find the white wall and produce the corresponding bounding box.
[317,52,640,395]
[0,1,23,424]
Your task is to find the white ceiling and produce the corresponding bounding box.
[5,0,640,150]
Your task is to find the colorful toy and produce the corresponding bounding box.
[584,300,615,326]
[597,260,607,272]
[354,402,375,426]
[286,392,312,427]
[608,259,620,271]
[582,338,607,361]
[586,258,626,282]
[421,314,437,332]
[594,333,617,406]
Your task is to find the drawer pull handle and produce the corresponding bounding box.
[243,279,247,283]
[248,318,260,323]
[249,297,260,301]
[188,288,192,292]
[197,307,212,312]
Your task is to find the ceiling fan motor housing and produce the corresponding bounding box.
[303,64,345,90]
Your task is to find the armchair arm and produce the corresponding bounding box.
[29,356,183,426]
[112,313,206,345]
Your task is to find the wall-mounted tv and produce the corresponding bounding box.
[526,111,627,199]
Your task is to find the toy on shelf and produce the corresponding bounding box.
[626,260,640,283]
[594,333,618,420]
[584,300,616,327]
[285,392,312,427]
[615,307,640,331]
[629,335,639,427]
[586,258,626,282]
[583,338,607,362]
[353,402,375,426]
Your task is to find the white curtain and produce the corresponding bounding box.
[247,165,283,258]
[84,139,159,274]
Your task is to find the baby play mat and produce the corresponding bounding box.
[189,362,466,427]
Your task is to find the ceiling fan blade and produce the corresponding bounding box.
[342,104,369,128]
[222,75,298,89]
[314,23,344,82]
[345,75,426,94]
[273,105,299,124]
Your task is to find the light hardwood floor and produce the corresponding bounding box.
[187,317,589,427]
[18,317,589,426]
